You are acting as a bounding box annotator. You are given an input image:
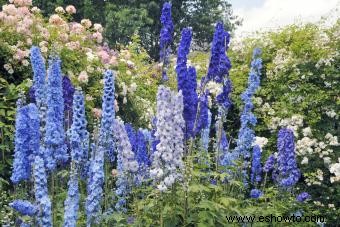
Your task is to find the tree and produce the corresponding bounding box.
[32,0,240,59]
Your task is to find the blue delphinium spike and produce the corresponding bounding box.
[30,46,46,110]
[234,48,262,159]
[99,70,115,162]
[68,89,89,177]
[45,57,68,169]
[250,145,262,184]
[159,2,174,81]
[33,155,52,227]
[63,170,80,227]
[206,22,231,83]
[176,28,199,138]
[201,110,211,152]
[63,76,75,128]
[296,192,311,202]
[195,90,209,134]
[114,119,138,212]
[9,200,38,217]
[276,128,300,188]
[11,105,31,184]
[11,103,41,184]
[86,145,105,226]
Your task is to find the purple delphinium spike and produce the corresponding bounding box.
[99,70,115,162]
[134,129,151,184]
[9,200,38,217]
[195,90,209,134]
[276,128,300,188]
[201,109,212,152]
[159,2,174,81]
[45,57,68,169]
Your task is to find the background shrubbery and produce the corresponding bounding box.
[0,0,339,225]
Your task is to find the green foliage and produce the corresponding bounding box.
[32,0,240,59]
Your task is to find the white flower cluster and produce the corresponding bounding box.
[252,136,268,149]
[134,96,154,128]
[304,169,324,186]
[150,86,185,192]
[269,115,303,136]
[205,81,222,97]
[329,158,340,183]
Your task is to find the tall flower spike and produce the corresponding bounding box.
[86,144,105,226]
[159,2,174,81]
[99,70,115,162]
[63,170,80,227]
[33,155,52,227]
[69,89,89,177]
[11,103,40,183]
[45,57,68,169]
[250,145,262,184]
[176,28,198,138]
[234,48,262,159]
[201,109,212,151]
[11,105,31,184]
[150,86,185,191]
[63,76,75,127]
[276,128,300,188]
[195,90,209,134]
[206,22,231,84]
[30,46,46,109]
[114,119,138,212]
[134,129,151,184]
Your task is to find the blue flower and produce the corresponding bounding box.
[250,145,262,184]
[114,119,138,212]
[45,57,68,169]
[206,22,231,83]
[250,189,263,199]
[159,2,174,81]
[10,200,37,216]
[63,171,80,227]
[296,192,311,202]
[201,110,212,151]
[234,48,262,159]
[11,103,40,184]
[68,89,89,177]
[30,46,46,109]
[86,145,104,225]
[33,156,52,227]
[99,70,116,162]
[11,105,32,184]
[276,128,300,188]
[195,90,209,134]
[263,154,275,173]
[216,78,232,110]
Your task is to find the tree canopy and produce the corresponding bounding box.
[33,0,240,59]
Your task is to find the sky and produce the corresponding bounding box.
[228,0,340,37]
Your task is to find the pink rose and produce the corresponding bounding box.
[78,71,89,83]
[92,108,102,118]
[65,5,76,14]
